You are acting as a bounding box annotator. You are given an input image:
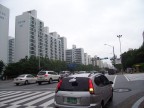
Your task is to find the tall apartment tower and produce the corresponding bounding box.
[0,4,9,63]
[8,36,15,63]
[59,37,67,61]
[84,53,88,65]
[15,10,44,62]
[49,32,62,60]
[44,27,66,61]
[66,45,85,64]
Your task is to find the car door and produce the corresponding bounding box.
[99,75,112,103]
[29,74,36,83]
[26,74,32,83]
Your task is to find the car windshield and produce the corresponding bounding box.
[18,75,25,77]
[38,72,46,75]
[59,77,89,91]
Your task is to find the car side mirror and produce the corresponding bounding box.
[109,81,113,84]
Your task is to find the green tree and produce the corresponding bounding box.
[0,60,5,74]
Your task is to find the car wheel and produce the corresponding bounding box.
[109,92,113,101]
[49,78,53,84]
[25,80,28,85]
[100,101,105,108]
[16,83,19,86]
[38,82,41,85]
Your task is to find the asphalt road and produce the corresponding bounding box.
[0,73,144,108]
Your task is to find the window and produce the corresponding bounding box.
[94,76,102,86]
[100,75,110,85]
[59,77,89,91]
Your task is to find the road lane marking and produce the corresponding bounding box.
[0,91,31,101]
[1,92,41,104]
[39,99,54,107]
[132,96,144,108]
[124,75,130,81]
[112,75,117,87]
[24,93,55,106]
[10,92,52,105]
[0,91,22,97]
[6,104,21,108]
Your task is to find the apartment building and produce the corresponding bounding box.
[59,37,67,61]
[88,55,92,65]
[84,53,88,65]
[8,36,15,63]
[44,27,67,61]
[0,4,9,63]
[66,45,84,64]
[49,32,62,60]
[15,10,44,62]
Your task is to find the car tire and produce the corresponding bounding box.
[49,78,53,84]
[109,92,113,101]
[25,80,28,85]
[16,83,19,86]
[100,101,105,108]
[38,82,41,85]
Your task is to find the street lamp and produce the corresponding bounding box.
[117,35,122,56]
[117,35,123,73]
[104,44,115,65]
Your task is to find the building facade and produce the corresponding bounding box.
[59,37,67,61]
[15,10,44,62]
[0,4,9,63]
[66,45,84,64]
[84,53,88,65]
[8,36,15,63]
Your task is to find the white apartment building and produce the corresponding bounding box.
[88,55,92,65]
[0,4,9,63]
[59,37,67,61]
[49,32,62,60]
[15,10,44,62]
[8,36,15,63]
[84,53,88,65]
[66,45,85,64]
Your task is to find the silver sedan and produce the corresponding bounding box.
[14,74,37,86]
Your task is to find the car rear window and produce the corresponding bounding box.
[59,77,89,91]
[38,72,46,75]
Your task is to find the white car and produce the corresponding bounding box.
[37,71,61,85]
[14,74,37,86]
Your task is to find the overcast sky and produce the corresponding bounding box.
[1,0,144,64]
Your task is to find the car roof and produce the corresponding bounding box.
[68,73,102,78]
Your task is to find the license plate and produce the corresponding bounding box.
[67,97,77,104]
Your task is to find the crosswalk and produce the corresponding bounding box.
[0,91,55,108]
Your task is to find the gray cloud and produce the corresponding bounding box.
[1,0,144,64]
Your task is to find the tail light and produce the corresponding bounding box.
[44,74,48,77]
[89,79,94,94]
[55,79,62,93]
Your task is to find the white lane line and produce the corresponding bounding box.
[25,106,37,108]
[112,75,117,87]
[0,103,7,107]
[11,92,52,105]
[1,92,40,104]
[39,99,54,107]
[0,91,20,97]
[0,91,31,101]
[124,75,130,81]
[6,104,21,108]
[24,93,55,106]
[132,96,144,108]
